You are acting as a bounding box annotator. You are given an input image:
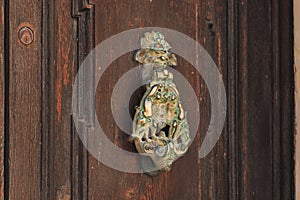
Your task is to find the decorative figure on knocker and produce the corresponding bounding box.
[130,31,191,176]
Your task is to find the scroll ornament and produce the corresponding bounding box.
[131,31,191,176]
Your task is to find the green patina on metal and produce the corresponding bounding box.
[131,31,191,176]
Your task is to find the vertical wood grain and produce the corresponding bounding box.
[1,0,294,199]
[196,0,229,199]
[236,0,294,199]
[40,0,94,199]
[235,0,294,199]
[277,0,294,199]
[90,0,229,199]
[295,0,300,198]
[92,1,201,199]
[72,2,95,199]
[0,0,4,199]
[40,0,49,198]
[236,1,250,198]
[89,0,293,199]
[8,0,42,199]
[227,0,238,199]
[271,0,281,199]
[46,0,77,199]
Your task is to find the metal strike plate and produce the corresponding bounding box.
[130,31,191,176]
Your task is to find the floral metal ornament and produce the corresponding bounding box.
[131,31,191,176]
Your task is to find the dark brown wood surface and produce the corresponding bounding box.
[0,0,295,199]
[0,0,4,198]
[7,0,42,199]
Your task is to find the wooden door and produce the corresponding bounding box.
[0,0,295,199]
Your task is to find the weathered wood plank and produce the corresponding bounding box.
[3,0,294,199]
[295,0,300,199]
[227,0,238,199]
[0,0,5,199]
[89,0,229,199]
[236,0,294,199]
[46,0,77,199]
[8,0,42,199]
[277,0,294,199]
[271,0,281,199]
[86,0,294,199]
[71,2,95,199]
[40,0,50,198]
[196,0,229,199]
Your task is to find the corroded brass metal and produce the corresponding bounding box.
[131,31,191,175]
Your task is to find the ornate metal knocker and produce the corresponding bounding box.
[131,31,191,176]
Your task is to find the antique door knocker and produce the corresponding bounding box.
[131,31,191,176]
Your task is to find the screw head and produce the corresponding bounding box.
[18,26,34,45]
